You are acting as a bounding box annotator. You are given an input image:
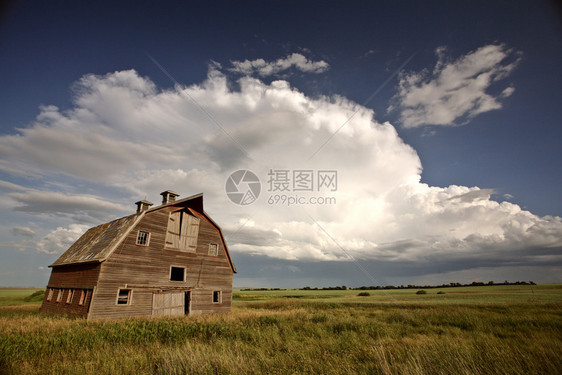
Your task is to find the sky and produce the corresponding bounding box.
[0,1,561,287]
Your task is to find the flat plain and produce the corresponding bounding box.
[0,284,561,374]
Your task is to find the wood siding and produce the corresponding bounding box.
[88,205,233,320]
[40,288,94,317]
[40,264,100,317]
[44,263,100,289]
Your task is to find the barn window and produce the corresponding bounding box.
[212,291,222,304]
[208,243,218,256]
[79,290,86,305]
[56,289,63,303]
[66,289,74,304]
[170,266,185,282]
[117,289,132,305]
[165,211,199,252]
[136,231,150,246]
[47,288,54,301]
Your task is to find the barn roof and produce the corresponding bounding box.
[49,213,142,267]
[49,193,237,273]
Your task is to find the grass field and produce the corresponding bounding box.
[0,284,561,374]
[0,288,44,307]
[234,284,562,305]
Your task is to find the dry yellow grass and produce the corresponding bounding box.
[1,286,561,374]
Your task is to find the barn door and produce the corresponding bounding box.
[166,211,200,252]
[179,213,199,252]
[165,212,181,249]
[152,292,184,316]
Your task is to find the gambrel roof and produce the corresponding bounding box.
[49,193,237,273]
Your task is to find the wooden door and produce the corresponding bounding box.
[152,292,184,316]
[179,213,199,252]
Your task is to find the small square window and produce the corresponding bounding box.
[212,290,222,304]
[56,289,63,303]
[136,231,150,246]
[117,289,132,305]
[208,243,218,256]
[66,289,74,304]
[47,288,54,301]
[170,266,185,282]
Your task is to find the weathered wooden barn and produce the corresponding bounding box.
[40,191,236,319]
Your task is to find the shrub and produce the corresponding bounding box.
[357,292,370,297]
[24,290,45,302]
[416,290,427,295]
[437,291,446,294]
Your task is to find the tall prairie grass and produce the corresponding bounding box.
[1,298,561,374]
[1,285,561,374]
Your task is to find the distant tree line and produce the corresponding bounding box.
[240,281,536,292]
[299,280,536,291]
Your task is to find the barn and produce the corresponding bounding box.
[40,191,236,319]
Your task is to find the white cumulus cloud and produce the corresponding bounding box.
[391,44,521,128]
[229,53,329,76]
[0,65,560,275]
[36,224,89,254]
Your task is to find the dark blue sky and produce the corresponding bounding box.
[0,1,561,287]
[2,1,560,215]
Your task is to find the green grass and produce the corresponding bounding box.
[234,283,562,305]
[0,288,44,306]
[0,285,561,374]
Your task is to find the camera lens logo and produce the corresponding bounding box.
[225,170,261,205]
